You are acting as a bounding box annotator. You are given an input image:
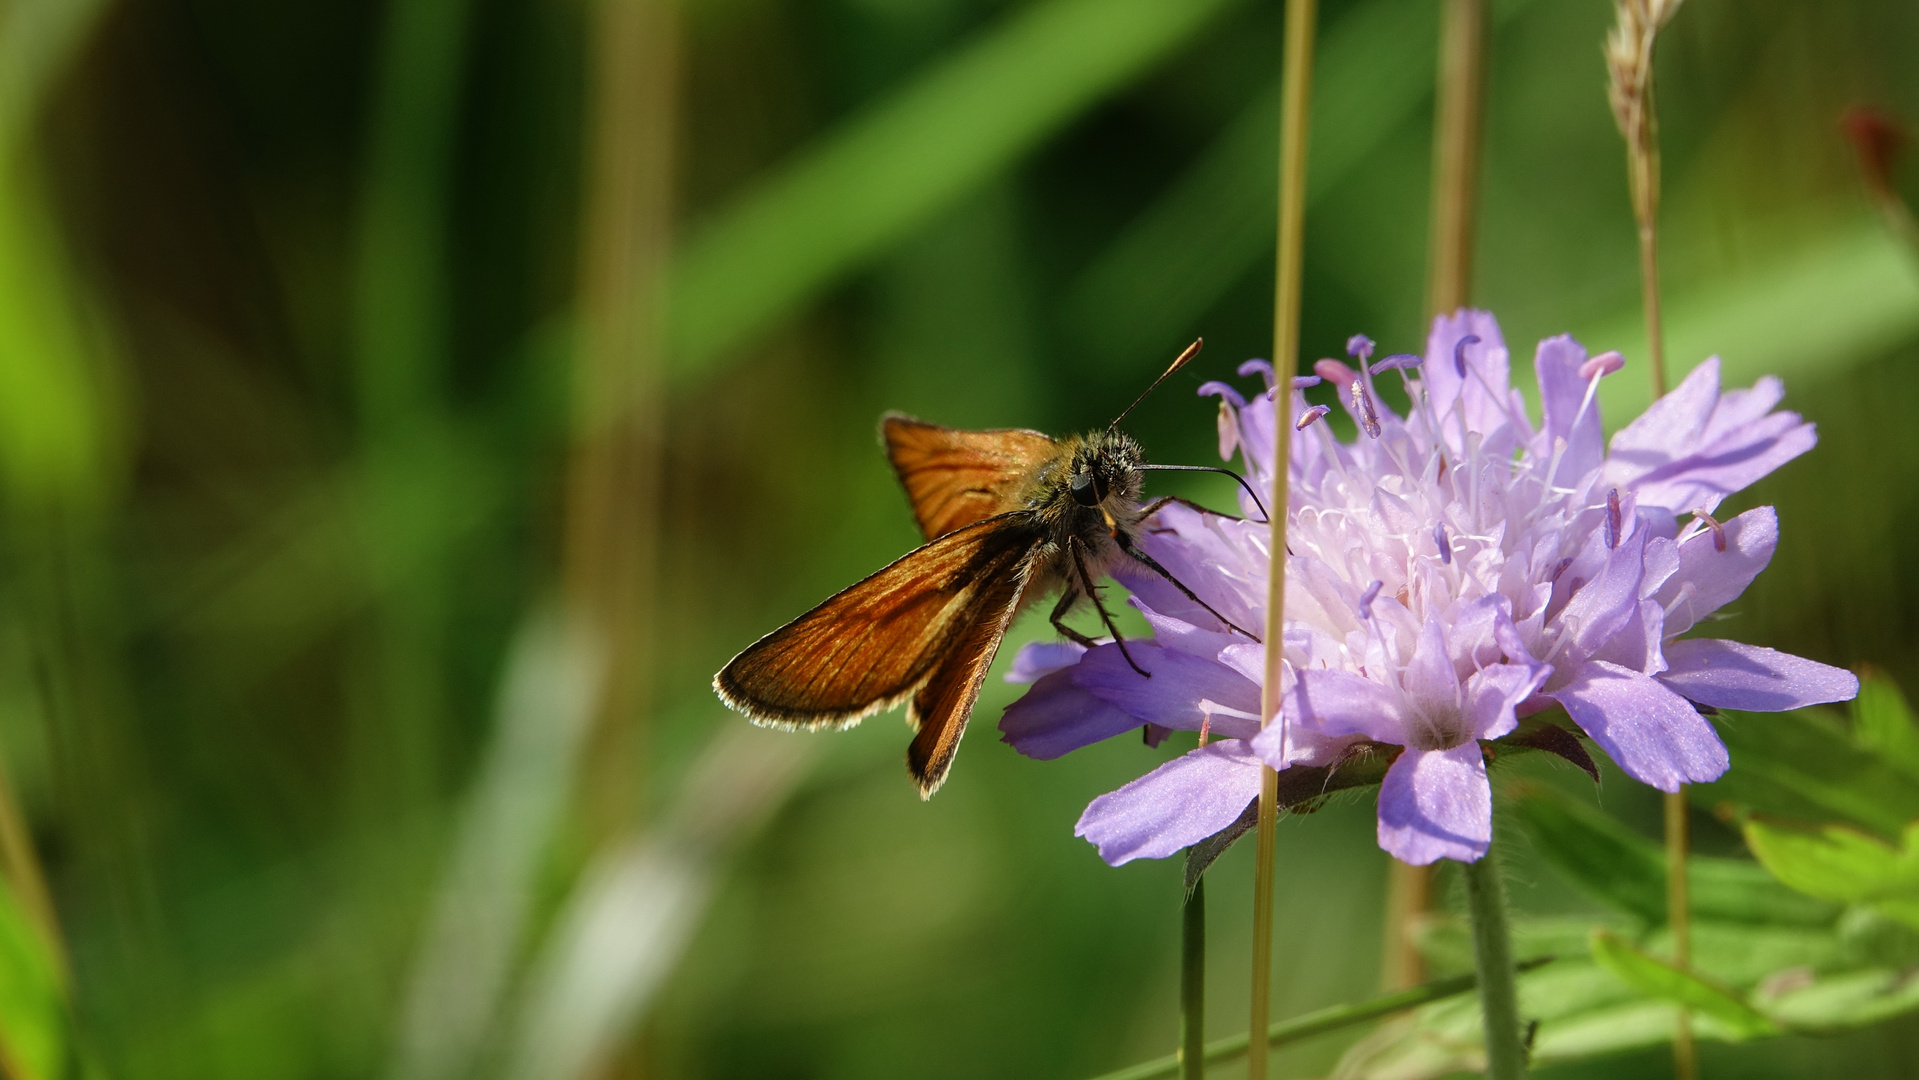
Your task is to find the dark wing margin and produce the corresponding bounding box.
[714,513,1042,741]
[881,414,1056,542]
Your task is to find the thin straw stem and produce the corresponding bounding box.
[1666,790,1696,1076]
[1180,877,1206,1080]
[1424,0,1487,317]
[565,0,680,840]
[1252,0,1317,1075]
[1636,209,1667,398]
[1387,0,1490,994]
[1609,2,1691,1071]
[1463,851,1527,1080]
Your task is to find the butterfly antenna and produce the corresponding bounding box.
[1109,338,1203,432]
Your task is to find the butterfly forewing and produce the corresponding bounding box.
[715,512,1044,730]
[882,414,1057,542]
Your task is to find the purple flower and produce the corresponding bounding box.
[1002,310,1857,867]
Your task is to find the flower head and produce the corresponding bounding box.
[1002,310,1857,867]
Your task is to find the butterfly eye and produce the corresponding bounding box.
[1070,468,1102,507]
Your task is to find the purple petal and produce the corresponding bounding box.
[1556,521,1651,660]
[1423,310,1515,451]
[1630,412,1817,515]
[1703,375,1784,442]
[1550,660,1730,791]
[1463,662,1552,741]
[1000,667,1140,760]
[1073,643,1262,740]
[1286,668,1407,743]
[1654,506,1778,636]
[1658,639,1859,712]
[1403,614,1462,705]
[1533,334,1604,484]
[1604,358,1817,513]
[1116,504,1264,631]
[1377,745,1492,865]
[1075,742,1265,865]
[1006,641,1087,684]
[1608,357,1721,474]
[1590,598,1667,675]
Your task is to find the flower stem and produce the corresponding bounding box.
[1253,0,1317,1073]
[1463,851,1527,1080]
[1666,789,1696,1078]
[1181,877,1205,1080]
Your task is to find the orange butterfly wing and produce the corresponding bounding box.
[904,562,1028,796]
[882,414,1056,542]
[714,513,1042,774]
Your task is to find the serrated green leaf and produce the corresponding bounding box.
[1588,930,1780,1040]
[1743,819,1919,931]
[1853,668,1919,781]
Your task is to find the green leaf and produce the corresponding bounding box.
[1744,819,1919,930]
[1588,930,1780,1040]
[1511,782,1835,926]
[1764,966,1919,1033]
[667,0,1245,375]
[1511,782,1666,923]
[1853,667,1919,781]
[1701,708,1919,839]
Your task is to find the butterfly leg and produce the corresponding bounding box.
[1047,586,1101,650]
[1068,536,1151,678]
[1115,532,1263,642]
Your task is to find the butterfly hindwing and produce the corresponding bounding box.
[905,562,1031,797]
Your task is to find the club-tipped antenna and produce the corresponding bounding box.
[1109,338,1203,432]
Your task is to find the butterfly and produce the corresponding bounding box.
[713,342,1264,797]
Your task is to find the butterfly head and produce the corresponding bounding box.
[1068,429,1144,511]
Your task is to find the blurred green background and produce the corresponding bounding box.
[0,0,1917,1076]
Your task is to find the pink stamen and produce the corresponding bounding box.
[1578,350,1625,381]
[1694,510,1727,552]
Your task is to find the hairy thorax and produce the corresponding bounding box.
[1020,429,1147,606]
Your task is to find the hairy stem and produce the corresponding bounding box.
[1252,0,1318,1074]
[1463,851,1527,1080]
[1181,877,1205,1080]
